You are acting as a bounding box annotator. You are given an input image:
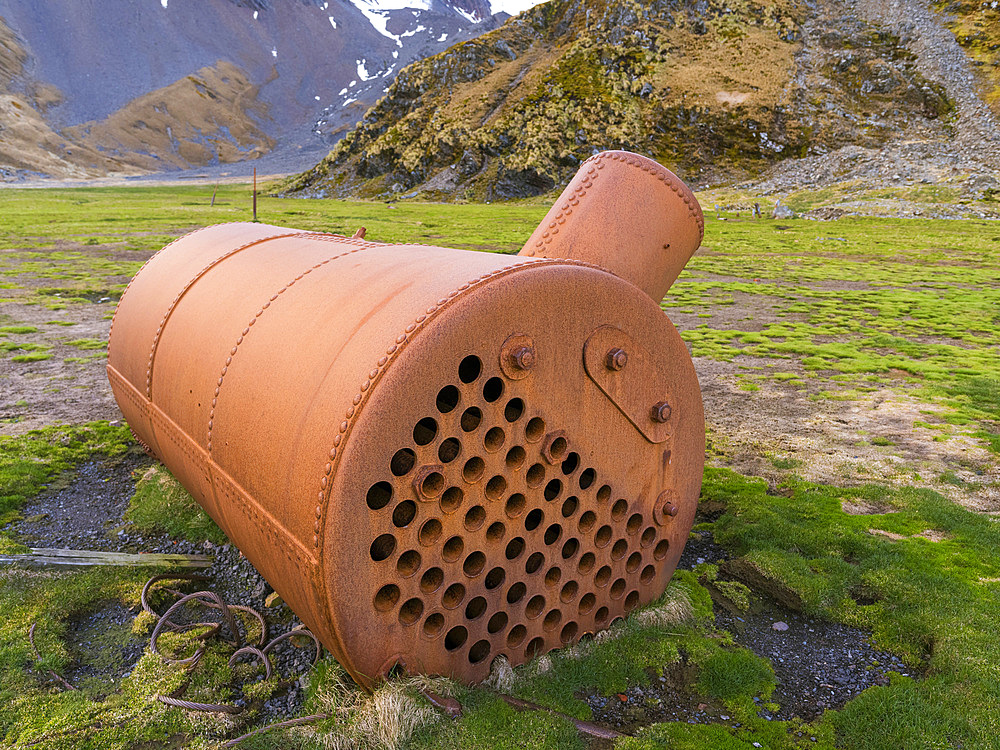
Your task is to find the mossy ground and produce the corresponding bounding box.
[0,183,997,748]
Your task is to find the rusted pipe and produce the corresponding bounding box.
[107,151,705,689]
[519,151,704,303]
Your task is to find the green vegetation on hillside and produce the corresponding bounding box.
[283,0,952,200]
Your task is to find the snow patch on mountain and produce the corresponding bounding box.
[349,0,435,45]
[453,6,481,23]
[488,0,546,15]
[357,59,375,81]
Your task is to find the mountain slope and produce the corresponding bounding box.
[285,0,954,199]
[0,0,525,179]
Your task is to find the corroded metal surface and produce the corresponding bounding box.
[520,150,705,304]
[107,151,706,689]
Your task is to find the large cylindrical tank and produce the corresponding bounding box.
[107,151,705,688]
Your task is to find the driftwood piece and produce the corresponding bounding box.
[0,548,212,569]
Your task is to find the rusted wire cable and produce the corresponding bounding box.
[228,604,269,646]
[143,574,322,732]
[229,646,274,681]
[150,590,242,666]
[220,713,331,748]
[27,622,76,691]
[141,573,213,633]
[492,692,625,740]
[141,573,212,614]
[419,687,462,718]
[261,626,321,666]
[156,694,244,714]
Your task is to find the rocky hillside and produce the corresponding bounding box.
[284,0,962,199]
[0,0,526,180]
[937,0,1000,114]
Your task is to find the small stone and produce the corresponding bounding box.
[265,591,284,608]
[772,621,789,631]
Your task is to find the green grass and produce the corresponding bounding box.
[0,185,997,748]
[126,465,227,545]
[64,338,106,350]
[10,352,53,362]
[0,422,133,529]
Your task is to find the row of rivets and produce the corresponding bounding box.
[144,232,302,397]
[206,247,364,452]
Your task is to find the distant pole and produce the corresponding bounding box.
[210,181,218,207]
[252,168,258,222]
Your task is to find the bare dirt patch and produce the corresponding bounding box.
[692,354,999,513]
[0,297,121,435]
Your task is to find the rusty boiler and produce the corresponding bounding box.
[107,151,706,688]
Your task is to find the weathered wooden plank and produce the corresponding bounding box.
[0,548,213,569]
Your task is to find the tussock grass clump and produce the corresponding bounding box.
[628,585,694,629]
[295,663,450,750]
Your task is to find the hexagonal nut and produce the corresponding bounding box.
[651,401,672,423]
[605,347,628,371]
[512,345,536,371]
[500,333,535,380]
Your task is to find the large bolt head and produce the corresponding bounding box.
[413,465,445,500]
[605,347,628,371]
[653,489,679,525]
[512,345,536,371]
[651,401,672,423]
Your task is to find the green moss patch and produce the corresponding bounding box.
[0,422,133,527]
[704,466,1000,748]
[126,465,226,545]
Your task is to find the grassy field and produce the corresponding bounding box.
[0,183,998,749]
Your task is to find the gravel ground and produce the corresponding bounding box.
[715,603,910,721]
